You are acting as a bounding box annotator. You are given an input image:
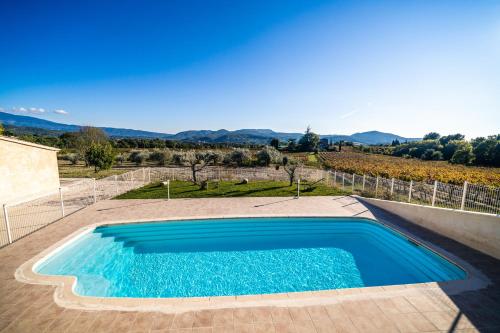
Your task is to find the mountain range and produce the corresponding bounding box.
[0,111,420,145]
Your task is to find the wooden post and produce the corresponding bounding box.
[59,187,65,217]
[3,204,12,244]
[390,178,395,196]
[460,181,468,210]
[432,180,438,206]
[92,178,97,203]
[408,180,413,203]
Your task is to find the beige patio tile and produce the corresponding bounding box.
[193,310,216,328]
[172,312,196,329]
[233,308,255,324]
[405,295,450,312]
[386,312,438,332]
[305,306,330,322]
[293,320,316,333]
[274,321,296,333]
[271,307,292,323]
[109,311,138,331]
[423,311,475,331]
[233,323,255,333]
[288,307,311,322]
[66,310,99,332]
[213,309,234,327]
[311,319,335,333]
[254,322,276,333]
[252,307,274,323]
[151,312,176,330]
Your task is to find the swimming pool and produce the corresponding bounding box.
[35,217,466,298]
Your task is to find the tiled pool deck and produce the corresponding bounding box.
[1,196,500,332]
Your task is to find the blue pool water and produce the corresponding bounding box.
[36,217,466,298]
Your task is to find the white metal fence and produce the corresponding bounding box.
[0,168,149,248]
[1,166,499,248]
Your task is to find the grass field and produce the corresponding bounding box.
[58,160,137,179]
[115,180,348,199]
[317,151,500,186]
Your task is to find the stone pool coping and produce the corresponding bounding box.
[15,213,491,313]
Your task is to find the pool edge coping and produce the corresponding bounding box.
[14,214,491,313]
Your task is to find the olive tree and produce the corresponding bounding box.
[282,156,301,186]
[256,146,282,166]
[175,150,218,184]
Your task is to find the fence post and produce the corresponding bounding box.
[408,180,413,203]
[342,173,345,190]
[432,180,438,207]
[92,178,97,203]
[390,178,395,196]
[375,176,379,197]
[2,204,12,244]
[59,187,65,217]
[142,168,146,182]
[115,175,119,196]
[333,171,337,187]
[167,180,170,201]
[148,168,151,183]
[362,174,366,191]
[460,181,468,210]
[352,174,355,193]
[297,178,300,198]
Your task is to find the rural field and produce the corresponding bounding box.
[316,151,500,187]
[115,180,347,199]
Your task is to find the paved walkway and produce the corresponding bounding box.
[1,196,499,332]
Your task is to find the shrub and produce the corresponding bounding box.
[115,154,125,165]
[225,149,252,167]
[66,153,80,165]
[85,143,115,172]
[149,149,172,166]
[421,149,442,160]
[256,146,282,166]
[129,151,149,166]
[451,144,474,165]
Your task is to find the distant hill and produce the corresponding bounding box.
[0,111,172,139]
[0,111,420,145]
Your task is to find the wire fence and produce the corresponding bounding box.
[1,166,499,248]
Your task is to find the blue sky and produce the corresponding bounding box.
[0,0,499,138]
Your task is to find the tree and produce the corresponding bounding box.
[391,139,400,146]
[473,136,499,166]
[175,150,218,184]
[450,143,474,165]
[421,149,442,161]
[286,139,297,151]
[225,149,252,167]
[423,132,440,140]
[0,123,4,135]
[85,143,114,172]
[282,156,301,186]
[442,140,466,160]
[298,126,320,152]
[129,151,149,165]
[149,149,172,166]
[75,127,109,166]
[269,138,280,149]
[256,146,282,166]
[439,134,465,146]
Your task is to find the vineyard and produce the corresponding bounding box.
[315,152,500,187]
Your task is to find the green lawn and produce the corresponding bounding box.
[115,180,348,199]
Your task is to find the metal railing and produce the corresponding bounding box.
[0,168,150,248]
[1,166,498,248]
